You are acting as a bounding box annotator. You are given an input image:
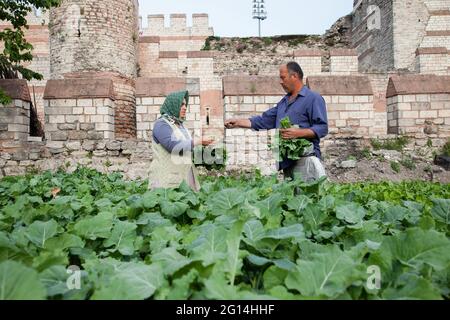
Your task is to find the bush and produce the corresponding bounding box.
[390,161,401,173]
[400,156,416,170]
[441,139,450,157]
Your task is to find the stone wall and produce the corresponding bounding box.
[0,139,154,181]
[352,0,395,72]
[0,80,31,144]
[49,0,139,140]
[141,14,213,52]
[392,0,429,71]
[307,76,376,137]
[135,78,201,141]
[330,49,359,75]
[353,0,450,73]
[386,74,450,147]
[415,47,449,74]
[43,79,116,141]
[293,50,323,78]
[49,0,139,79]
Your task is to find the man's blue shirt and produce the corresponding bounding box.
[249,86,328,170]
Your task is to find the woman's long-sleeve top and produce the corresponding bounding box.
[152,118,194,154]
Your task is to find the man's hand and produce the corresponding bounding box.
[224,119,238,129]
[280,128,317,140]
[224,118,252,129]
[280,128,302,139]
[194,137,215,147]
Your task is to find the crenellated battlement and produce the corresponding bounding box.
[140,13,213,37]
[25,8,50,26]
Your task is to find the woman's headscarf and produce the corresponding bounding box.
[160,90,189,124]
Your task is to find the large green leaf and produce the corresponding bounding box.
[90,259,164,300]
[0,261,46,300]
[224,220,245,285]
[103,221,137,256]
[373,228,450,271]
[39,265,71,297]
[151,247,193,276]
[160,200,189,218]
[203,270,238,300]
[25,219,59,248]
[207,188,246,216]
[336,203,366,226]
[431,199,450,225]
[243,220,265,243]
[286,195,311,215]
[73,212,114,240]
[285,246,364,298]
[302,205,328,232]
[262,224,305,241]
[255,193,284,218]
[45,234,85,251]
[383,274,442,300]
[187,225,227,266]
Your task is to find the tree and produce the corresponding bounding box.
[0,0,61,104]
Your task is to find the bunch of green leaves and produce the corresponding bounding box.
[272,117,312,161]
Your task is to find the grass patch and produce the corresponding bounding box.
[370,136,410,152]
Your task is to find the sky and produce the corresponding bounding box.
[138,0,353,37]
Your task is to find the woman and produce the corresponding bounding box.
[148,90,213,191]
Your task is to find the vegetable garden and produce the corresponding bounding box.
[0,168,449,300]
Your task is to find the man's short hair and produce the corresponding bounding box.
[286,61,304,80]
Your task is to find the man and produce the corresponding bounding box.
[224,61,328,182]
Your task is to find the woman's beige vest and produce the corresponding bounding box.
[148,118,200,191]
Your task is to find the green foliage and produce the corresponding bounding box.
[0,0,61,104]
[0,167,449,300]
[390,161,401,173]
[263,37,273,46]
[400,156,416,170]
[441,139,450,157]
[271,117,313,161]
[370,136,410,152]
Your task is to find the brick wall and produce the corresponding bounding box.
[0,80,31,145]
[307,76,375,137]
[43,79,115,141]
[330,49,359,75]
[415,47,449,74]
[387,74,450,146]
[294,49,323,78]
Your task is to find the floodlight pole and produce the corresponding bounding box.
[252,0,267,37]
